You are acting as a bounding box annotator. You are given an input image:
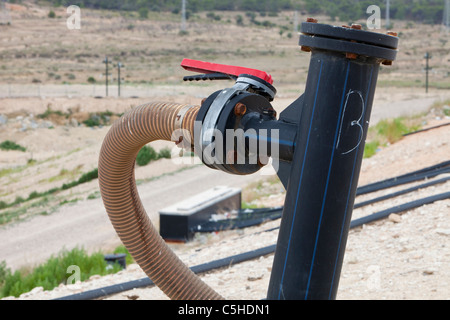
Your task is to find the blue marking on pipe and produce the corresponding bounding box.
[277,60,323,300]
[304,61,350,299]
[244,133,296,147]
[328,65,374,299]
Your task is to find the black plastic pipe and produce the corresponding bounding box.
[350,191,450,228]
[55,189,448,300]
[356,160,450,195]
[266,22,399,300]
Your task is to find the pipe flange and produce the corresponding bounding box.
[195,75,277,171]
[299,22,399,62]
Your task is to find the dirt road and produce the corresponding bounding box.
[1,87,449,271]
[0,164,264,271]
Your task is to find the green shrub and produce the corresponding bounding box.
[61,168,98,189]
[376,118,410,144]
[48,10,55,18]
[363,141,380,158]
[61,181,78,190]
[0,247,123,298]
[0,140,26,152]
[113,245,134,266]
[37,108,66,119]
[0,261,9,287]
[27,191,41,200]
[77,168,98,184]
[138,7,149,19]
[158,147,171,159]
[136,145,158,166]
[82,117,101,127]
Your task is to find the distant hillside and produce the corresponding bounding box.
[24,0,448,24]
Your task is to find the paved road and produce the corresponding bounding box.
[0,165,266,271]
[1,91,448,271]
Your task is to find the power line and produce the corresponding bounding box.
[181,0,186,32]
[444,0,450,33]
[386,0,390,29]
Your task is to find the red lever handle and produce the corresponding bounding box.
[181,58,273,85]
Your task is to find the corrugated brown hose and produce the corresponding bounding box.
[98,102,224,300]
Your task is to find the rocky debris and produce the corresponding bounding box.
[0,114,7,125]
[4,114,55,131]
[388,213,402,223]
[1,115,449,301]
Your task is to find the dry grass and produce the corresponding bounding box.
[0,5,448,90]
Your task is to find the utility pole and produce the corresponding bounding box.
[181,0,186,32]
[294,11,299,33]
[424,52,432,93]
[444,0,450,34]
[103,56,109,97]
[386,0,390,29]
[0,0,11,25]
[117,62,123,97]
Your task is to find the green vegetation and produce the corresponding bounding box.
[304,0,445,24]
[0,140,26,152]
[62,168,98,189]
[82,111,122,127]
[49,0,292,14]
[138,7,149,19]
[48,0,445,23]
[136,146,171,166]
[430,99,450,117]
[0,246,133,298]
[136,145,158,166]
[363,117,422,158]
[0,168,99,225]
[0,146,171,225]
[37,108,122,127]
[363,141,381,159]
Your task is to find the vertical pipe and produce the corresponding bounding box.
[267,50,380,300]
[118,62,121,97]
[425,52,430,94]
[104,56,109,97]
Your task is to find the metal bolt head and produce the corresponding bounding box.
[382,60,393,66]
[346,52,358,60]
[234,103,247,116]
[306,17,318,23]
[301,46,311,52]
[226,150,237,164]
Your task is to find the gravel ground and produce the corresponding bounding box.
[4,114,449,301]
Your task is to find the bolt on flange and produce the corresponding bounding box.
[382,31,398,65]
[234,103,247,116]
[301,18,318,52]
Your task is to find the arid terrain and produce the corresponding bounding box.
[0,2,449,300]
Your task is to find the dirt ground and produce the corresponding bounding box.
[1,94,449,300]
[0,2,449,301]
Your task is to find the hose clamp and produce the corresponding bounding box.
[175,104,195,132]
[173,105,196,148]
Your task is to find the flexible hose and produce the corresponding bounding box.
[98,102,223,300]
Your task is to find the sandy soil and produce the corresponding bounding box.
[1,94,449,300]
[0,3,449,302]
